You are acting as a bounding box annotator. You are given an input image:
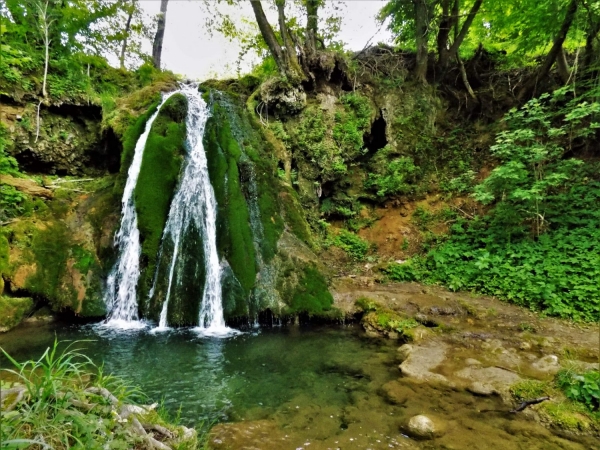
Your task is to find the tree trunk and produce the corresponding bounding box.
[583,19,600,71]
[276,0,297,68]
[413,0,429,83]
[518,0,579,100]
[250,0,286,76]
[446,0,484,63]
[556,47,571,83]
[152,0,169,69]
[436,0,453,69]
[119,2,134,69]
[305,0,320,57]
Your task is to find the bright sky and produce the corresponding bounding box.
[139,0,392,80]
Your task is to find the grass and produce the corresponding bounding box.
[0,340,200,449]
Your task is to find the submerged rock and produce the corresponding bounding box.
[455,366,521,395]
[403,414,446,440]
[398,341,450,384]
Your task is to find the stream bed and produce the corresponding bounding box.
[0,322,592,449]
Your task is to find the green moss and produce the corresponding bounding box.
[0,232,9,293]
[114,100,160,195]
[288,266,333,314]
[510,379,553,401]
[204,101,258,303]
[134,94,188,302]
[0,296,33,331]
[25,222,74,310]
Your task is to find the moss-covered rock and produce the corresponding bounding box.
[3,177,118,318]
[356,297,420,340]
[0,296,33,332]
[134,94,188,309]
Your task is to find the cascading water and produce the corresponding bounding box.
[103,92,176,328]
[153,85,234,335]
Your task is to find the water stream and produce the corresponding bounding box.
[103,92,176,329]
[104,86,232,334]
[153,86,229,334]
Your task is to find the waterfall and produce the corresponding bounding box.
[154,85,235,335]
[103,92,176,328]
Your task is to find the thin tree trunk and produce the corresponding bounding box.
[152,0,169,69]
[276,1,296,66]
[250,0,286,74]
[436,0,455,68]
[446,0,484,62]
[119,2,134,69]
[305,0,319,57]
[42,24,49,98]
[414,0,429,83]
[556,47,571,83]
[457,54,476,99]
[583,19,600,70]
[518,0,579,100]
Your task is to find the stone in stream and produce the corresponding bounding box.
[398,341,450,385]
[403,414,446,440]
[455,366,521,396]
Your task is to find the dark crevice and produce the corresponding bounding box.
[47,104,102,123]
[363,111,388,155]
[90,128,122,174]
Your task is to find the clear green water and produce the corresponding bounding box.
[0,323,593,449]
[0,323,394,426]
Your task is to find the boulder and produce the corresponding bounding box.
[403,415,446,440]
[399,341,450,384]
[455,366,521,395]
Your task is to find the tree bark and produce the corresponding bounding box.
[445,0,484,65]
[518,0,579,100]
[152,0,169,69]
[119,1,134,69]
[250,0,286,76]
[556,47,571,83]
[276,0,297,68]
[583,19,600,71]
[437,0,452,68]
[413,0,429,83]
[305,0,320,57]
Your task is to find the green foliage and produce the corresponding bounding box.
[473,92,600,237]
[289,93,372,182]
[401,90,600,322]
[365,152,419,197]
[329,229,370,261]
[289,266,334,314]
[557,369,600,412]
[134,94,188,298]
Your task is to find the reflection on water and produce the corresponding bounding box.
[0,322,388,427]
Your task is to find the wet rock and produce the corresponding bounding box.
[455,366,521,394]
[380,380,413,404]
[519,341,532,350]
[531,355,560,375]
[403,415,446,440]
[399,341,450,384]
[397,344,413,362]
[467,381,497,396]
[0,175,53,199]
[465,358,482,366]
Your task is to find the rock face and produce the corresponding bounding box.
[2,102,119,175]
[1,177,121,324]
[404,415,446,440]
